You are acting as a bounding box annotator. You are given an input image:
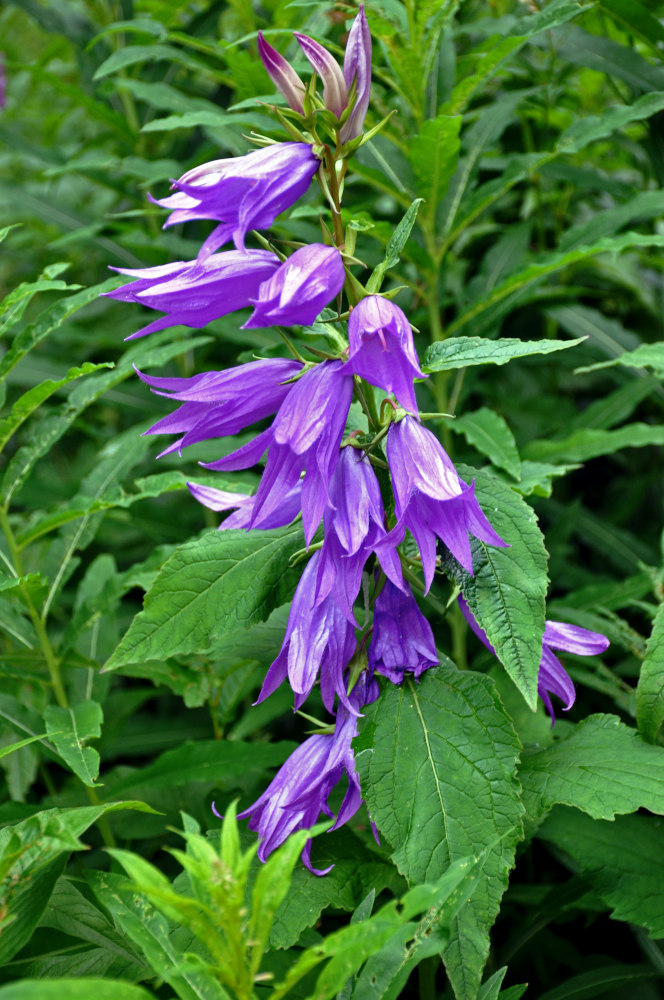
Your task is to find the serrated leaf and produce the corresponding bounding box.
[523,422,664,464]
[104,526,305,669]
[44,702,104,787]
[442,466,548,710]
[422,336,585,373]
[636,603,664,744]
[520,714,664,821]
[354,668,523,1000]
[445,407,521,480]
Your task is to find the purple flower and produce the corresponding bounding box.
[295,32,348,117]
[243,244,345,329]
[152,142,320,258]
[205,360,353,545]
[385,416,507,587]
[236,673,378,874]
[341,7,372,142]
[256,550,358,716]
[314,447,403,621]
[369,580,438,683]
[187,481,302,531]
[458,596,610,721]
[138,357,302,457]
[105,250,280,340]
[344,295,425,413]
[257,32,306,113]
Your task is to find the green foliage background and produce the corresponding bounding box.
[2,0,664,997]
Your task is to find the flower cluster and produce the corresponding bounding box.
[108,6,609,873]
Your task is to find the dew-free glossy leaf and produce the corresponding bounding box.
[445,407,521,480]
[422,336,585,373]
[44,701,103,787]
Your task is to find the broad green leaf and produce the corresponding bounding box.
[557,92,664,155]
[0,363,112,453]
[0,981,157,1000]
[576,342,664,378]
[520,714,664,821]
[511,460,579,498]
[446,232,664,338]
[412,115,462,214]
[44,702,103,787]
[538,808,664,939]
[442,466,549,710]
[0,733,50,760]
[636,603,664,744]
[445,407,521,480]
[354,668,523,1000]
[523,422,664,464]
[422,336,585,373]
[104,526,305,669]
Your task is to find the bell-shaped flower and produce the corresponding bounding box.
[344,295,425,413]
[295,32,348,117]
[369,580,438,683]
[385,416,507,588]
[105,250,280,340]
[458,596,610,721]
[138,357,302,457]
[257,32,306,113]
[206,360,353,545]
[314,446,403,621]
[341,6,372,142]
[236,673,378,874]
[256,550,357,716]
[243,244,345,329]
[186,481,302,532]
[152,142,320,258]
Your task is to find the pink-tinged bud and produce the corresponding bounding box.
[341,6,372,141]
[294,33,348,118]
[257,31,306,114]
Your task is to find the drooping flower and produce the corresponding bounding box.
[187,481,302,532]
[295,32,348,117]
[256,550,357,716]
[151,142,320,258]
[137,357,302,457]
[243,244,345,329]
[105,250,280,340]
[385,416,507,587]
[257,32,306,113]
[341,6,372,142]
[235,672,378,874]
[205,360,354,545]
[344,295,425,413]
[369,579,438,683]
[458,596,610,721]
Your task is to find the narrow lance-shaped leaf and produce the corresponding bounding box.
[636,603,664,743]
[422,336,585,373]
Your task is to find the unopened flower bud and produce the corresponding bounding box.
[294,33,348,118]
[257,32,306,113]
[341,6,372,141]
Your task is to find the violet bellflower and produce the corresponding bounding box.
[256,32,306,113]
[187,481,302,532]
[341,6,372,142]
[369,579,438,683]
[205,360,354,545]
[243,244,345,329]
[384,416,508,588]
[256,550,358,717]
[295,32,348,117]
[313,446,403,622]
[152,142,320,259]
[344,295,426,413]
[137,357,302,458]
[234,672,379,874]
[105,250,280,340]
[458,595,610,720]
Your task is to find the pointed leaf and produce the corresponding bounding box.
[44,702,103,787]
[422,336,585,373]
[445,408,521,480]
[636,603,664,743]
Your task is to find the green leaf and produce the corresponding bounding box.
[520,714,664,821]
[104,526,305,669]
[557,92,664,155]
[511,461,579,498]
[422,336,585,373]
[367,198,424,291]
[0,363,112,453]
[0,733,50,760]
[93,43,206,80]
[44,702,104,787]
[354,668,523,1000]
[556,24,664,92]
[575,342,664,377]
[412,115,462,214]
[523,422,664,464]
[601,0,664,55]
[0,981,157,1000]
[445,407,521,480]
[560,190,664,253]
[0,274,80,339]
[537,965,658,1000]
[636,603,664,744]
[442,466,549,710]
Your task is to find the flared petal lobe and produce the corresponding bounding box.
[341,6,372,141]
[369,580,438,683]
[243,244,345,329]
[152,142,320,255]
[344,295,425,413]
[257,32,306,112]
[106,250,280,339]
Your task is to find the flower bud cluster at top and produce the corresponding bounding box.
[106,6,609,873]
